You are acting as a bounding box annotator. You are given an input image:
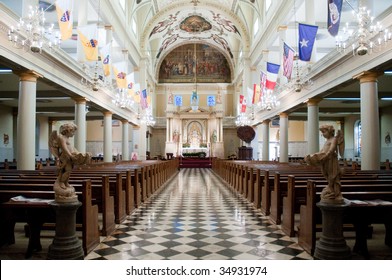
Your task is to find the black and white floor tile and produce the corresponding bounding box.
[85,168,312,260]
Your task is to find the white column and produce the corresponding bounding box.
[262,119,270,161]
[74,98,87,153]
[105,25,113,44]
[279,112,289,163]
[122,120,129,160]
[219,118,223,142]
[166,118,170,141]
[77,0,88,62]
[103,111,113,163]
[307,98,321,155]
[15,71,41,170]
[354,71,381,170]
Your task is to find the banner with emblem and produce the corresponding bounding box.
[56,0,73,41]
[100,43,111,77]
[112,62,127,89]
[78,24,99,61]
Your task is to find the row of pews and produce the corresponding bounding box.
[0,158,179,258]
[212,158,392,259]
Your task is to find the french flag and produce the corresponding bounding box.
[266,62,280,90]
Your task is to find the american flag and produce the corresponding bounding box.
[140,89,148,109]
[283,42,295,79]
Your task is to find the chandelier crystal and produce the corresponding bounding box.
[259,90,280,111]
[140,108,156,127]
[112,88,134,109]
[336,5,391,56]
[8,5,61,53]
[235,113,251,126]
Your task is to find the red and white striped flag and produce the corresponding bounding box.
[239,94,246,113]
[283,42,295,79]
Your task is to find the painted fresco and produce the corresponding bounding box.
[158,43,231,83]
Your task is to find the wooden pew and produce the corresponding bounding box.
[0,180,100,257]
[298,180,392,258]
[0,175,116,237]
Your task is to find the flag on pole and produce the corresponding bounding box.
[266,62,280,90]
[100,43,111,77]
[260,70,267,100]
[252,84,261,104]
[298,23,318,61]
[112,62,127,89]
[56,0,73,41]
[140,89,149,109]
[283,42,295,79]
[239,94,246,113]
[78,24,99,61]
[328,0,343,36]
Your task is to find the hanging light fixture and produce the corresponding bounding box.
[336,4,391,56]
[235,113,251,126]
[140,107,156,127]
[8,5,61,53]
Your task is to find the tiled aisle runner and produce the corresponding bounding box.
[86,168,312,260]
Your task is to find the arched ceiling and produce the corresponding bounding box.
[134,0,257,79]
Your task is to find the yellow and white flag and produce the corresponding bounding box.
[100,43,111,77]
[112,62,127,89]
[78,24,99,61]
[56,0,73,41]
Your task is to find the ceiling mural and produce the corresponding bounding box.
[158,43,231,84]
[148,8,242,62]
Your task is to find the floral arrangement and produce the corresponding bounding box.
[182,143,190,148]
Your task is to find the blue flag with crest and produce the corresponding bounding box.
[328,0,343,36]
[298,23,318,61]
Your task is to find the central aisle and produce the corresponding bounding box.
[86,168,312,260]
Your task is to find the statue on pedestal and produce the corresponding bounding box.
[49,123,91,203]
[305,125,345,202]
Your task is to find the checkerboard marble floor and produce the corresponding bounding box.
[85,168,312,260]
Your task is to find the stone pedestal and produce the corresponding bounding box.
[47,201,84,260]
[314,200,351,260]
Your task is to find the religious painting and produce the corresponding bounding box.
[179,15,212,33]
[158,43,231,83]
[207,95,215,106]
[190,91,199,107]
[174,95,183,106]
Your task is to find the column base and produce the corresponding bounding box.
[313,200,351,260]
[47,201,84,260]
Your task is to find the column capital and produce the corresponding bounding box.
[13,70,43,82]
[307,98,322,106]
[279,112,289,118]
[73,97,87,104]
[277,25,288,31]
[104,25,113,30]
[262,119,271,125]
[103,111,112,117]
[353,71,383,83]
[121,119,129,125]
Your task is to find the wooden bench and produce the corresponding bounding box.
[298,180,392,258]
[0,175,116,237]
[0,180,100,258]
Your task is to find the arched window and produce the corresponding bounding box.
[354,120,361,157]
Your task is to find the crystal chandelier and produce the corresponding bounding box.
[235,113,251,126]
[259,90,280,111]
[8,5,61,53]
[140,108,156,127]
[112,88,134,109]
[336,5,391,56]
